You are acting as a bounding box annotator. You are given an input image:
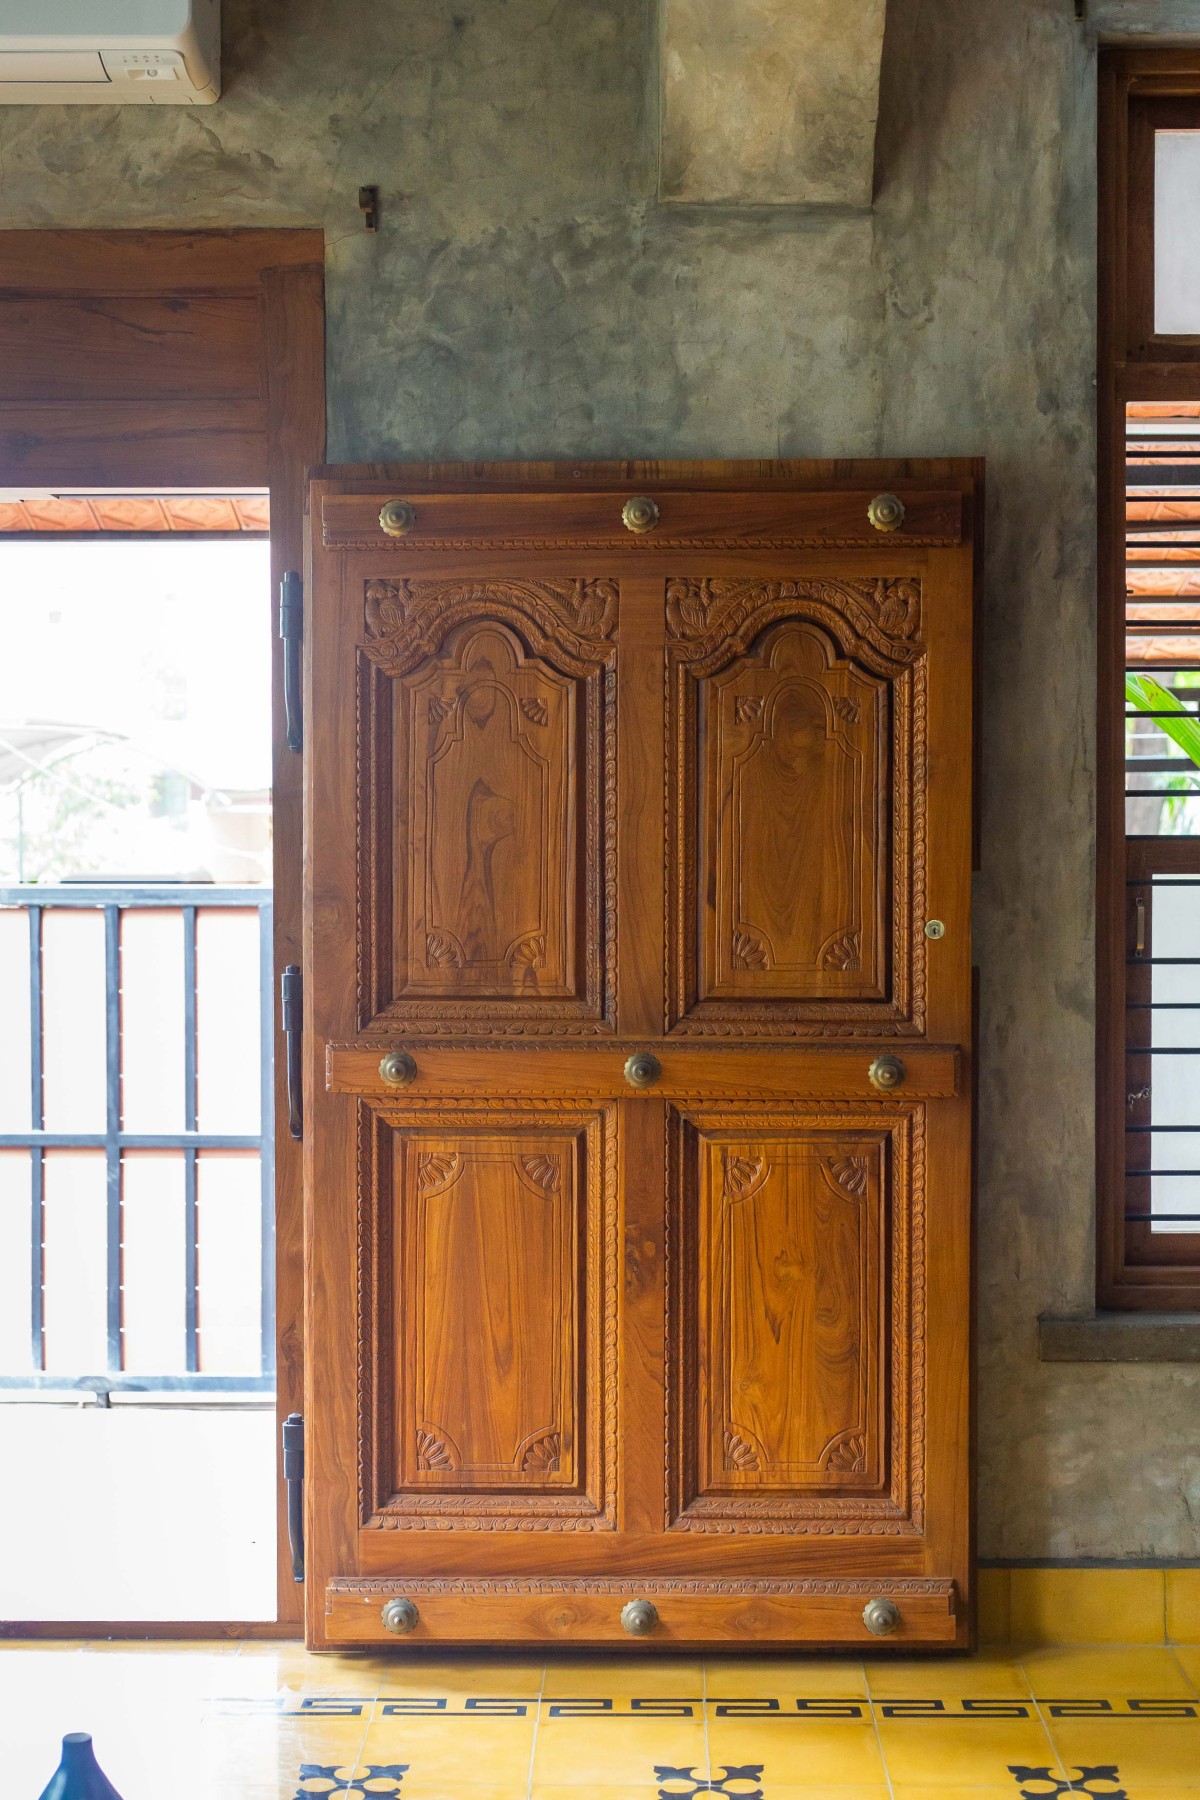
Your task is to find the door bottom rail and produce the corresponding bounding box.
[322,1574,960,1648]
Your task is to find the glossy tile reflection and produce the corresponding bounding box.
[4,1639,1200,1797]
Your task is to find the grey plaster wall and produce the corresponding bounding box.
[1,0,1197,1558]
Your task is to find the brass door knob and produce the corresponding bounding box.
[862,1597,901,1636]
[379,499,417,537]
[867,1053,906,1091]
[867,493,906,533]
[381,1597,419,1635]
[620,1598,658,1635]
[621,496,660,534]
[624,1052,661,1089]
[379,1050,417,1088]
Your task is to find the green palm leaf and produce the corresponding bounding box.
[1126,672,1200,769]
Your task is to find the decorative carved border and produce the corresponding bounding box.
[329,1574,956,1599]
[665,578,928,1038]
[665,1103,925,1537]
[327,533,959,553]
[357,1103,619,1532]
[354,578,617,1035]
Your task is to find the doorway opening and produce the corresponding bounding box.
[0,496,277,1622]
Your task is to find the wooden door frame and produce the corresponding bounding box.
[0,229,325,1637]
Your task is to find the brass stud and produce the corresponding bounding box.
[379,1050,417,1088]
[867,493,906,533]
[624,1051,662,1089]
[867,1053,906,1091]
[381,1596,419,1635]
[620,1598,658,1635]
[862,1597,901,1636]
[379,499,417,537]
[621,496,660,534]
[924,919,946,940]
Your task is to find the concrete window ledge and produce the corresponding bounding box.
[1039,1311,1200,1362]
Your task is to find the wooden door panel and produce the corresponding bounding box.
[398,1130,579,1489]
[667,575,924,1035]
[357,1105,617,1533]
[355,575,617,1035]
[669,1106,922,1538]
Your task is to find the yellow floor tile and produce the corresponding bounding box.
[1009,1566,1166,1645]
[541,1657,703,1698]
[1173,1644,1200,1691]
[875,1714,1065,1787]
[358,1713,538,1787]
[531,1713,707,1787]
[1045,1716,1200,1786]
[1169,1569,1200,1644]
[865,1650,1031,1699]
[704,1656,869,1698]
[378,1657,545,1697]
[1018,1643,1198,1697]
[706,1717,886,1785]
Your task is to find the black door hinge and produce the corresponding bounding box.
[282,1411,305,1583]
[281,964,302,1141]
[279,570,303,753]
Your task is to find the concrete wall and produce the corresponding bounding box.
[2,0,1198,1559]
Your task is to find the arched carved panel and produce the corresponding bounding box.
[355,578,617,1035]
[666,576,926,1036]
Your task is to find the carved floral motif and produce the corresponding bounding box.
[416,1428,457,1471]
[723,1430,761,1472]
[665,576,923,674]
[731,928,770,971]
[521,1432,561,1474]
[821,931,862,972]
[363,578,618,678]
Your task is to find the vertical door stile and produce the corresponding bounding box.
[615,576,669,1538]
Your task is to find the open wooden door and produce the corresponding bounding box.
[304,460,977,1651]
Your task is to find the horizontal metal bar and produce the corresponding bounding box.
[1126,759,1200,772]
[0,1134,261,1150]
[1124,1214,1200,1224]
[1124,1041,1200,1047]
[1126,623,1200,634]
[0,1373,275,1393]
[0,885,270,910]
[1125,1171,1200,1177]
[1125,1125,1200,1132]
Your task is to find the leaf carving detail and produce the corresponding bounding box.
[735,694,764,724]
[732,929,770,971]
[428,694,454,724]
[821,931,861,971]
[520,695,549,725]
[833,695,861,725]
[825,1155,868,1198]
[416,1429,456,1471]
[724,1154,766,1199]
[521,1432,561,1474]
[521,1154,561,1193]
[724,1430,761,1472]
[426,929,464,968]
[824,1432,866,1474]
[417,1151,460,1194]
[507,932,545,970]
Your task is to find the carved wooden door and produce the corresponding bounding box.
[304,462,977,1652]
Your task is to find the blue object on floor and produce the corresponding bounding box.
[37,1734,124,1800]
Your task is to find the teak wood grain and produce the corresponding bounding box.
[304,459,978,1651]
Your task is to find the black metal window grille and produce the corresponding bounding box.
[0,884,274,1395]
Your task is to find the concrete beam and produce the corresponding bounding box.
[660,0,887,207]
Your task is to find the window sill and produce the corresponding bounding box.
[1039,1312,1200,1362]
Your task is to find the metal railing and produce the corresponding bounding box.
[0,884,274,1396]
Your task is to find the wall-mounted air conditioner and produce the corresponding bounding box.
[0,0,219,103]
